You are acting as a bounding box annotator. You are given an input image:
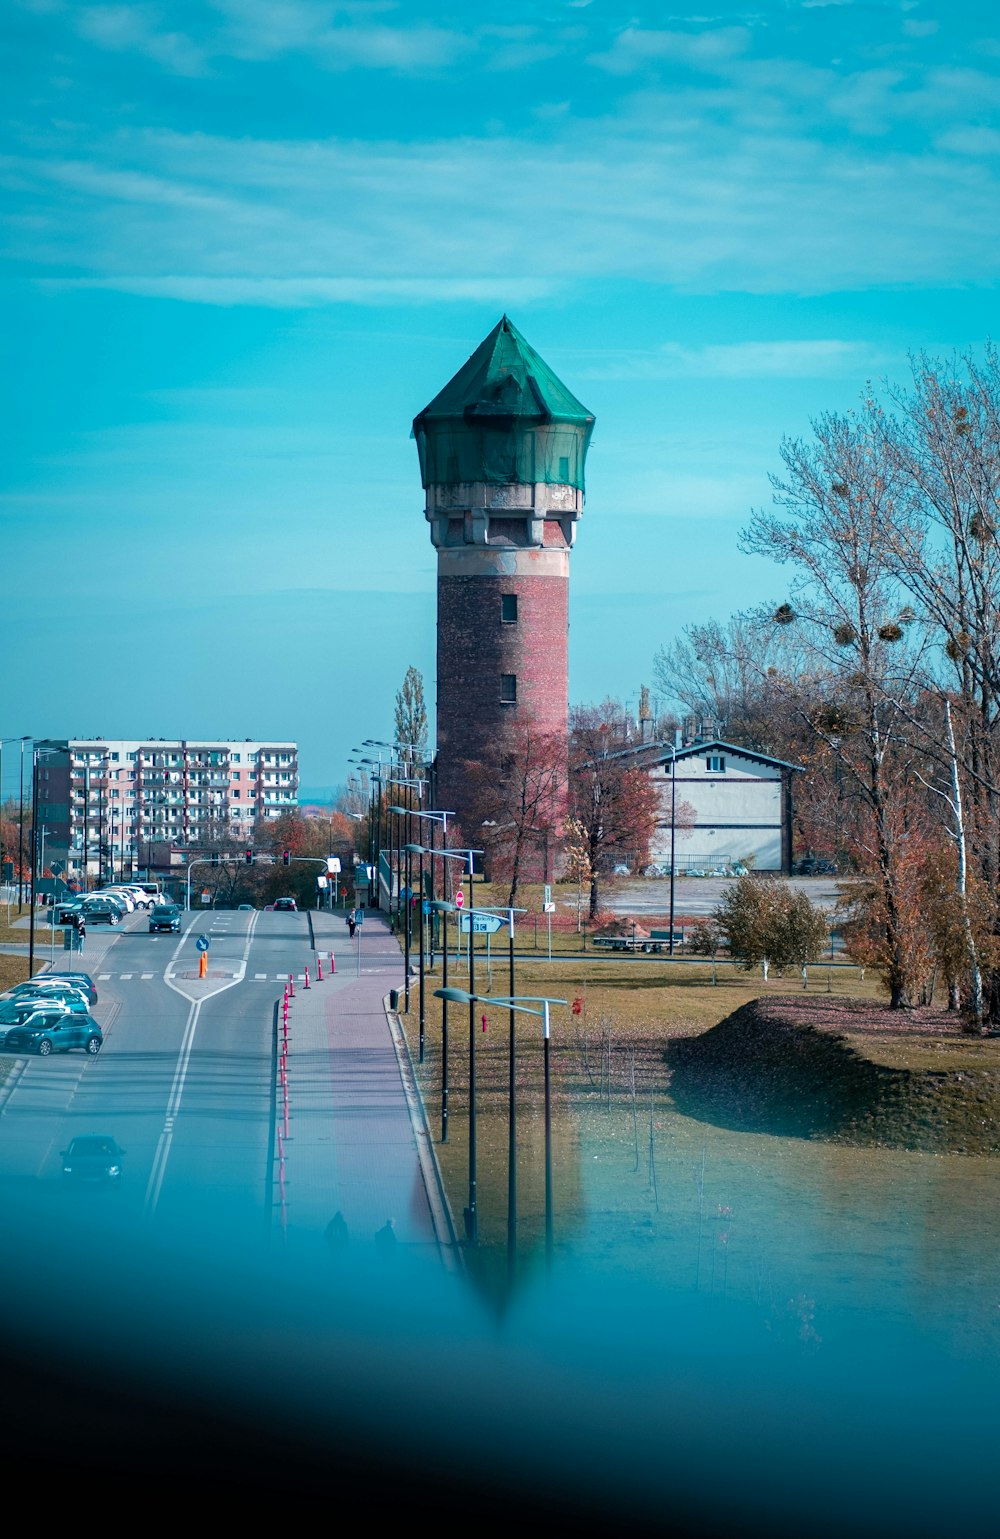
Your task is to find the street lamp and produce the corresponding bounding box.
[430,849,480,1241]
[384,777,424,1010]
[434,987,567,1273]
[28,744,63,978]
[0,736,30,901]
[427,897,456,1142]
[399,809,452,1063]
[471,905,527,1285]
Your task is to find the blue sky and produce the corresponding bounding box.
[2,0,998,798]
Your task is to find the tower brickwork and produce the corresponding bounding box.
[413,317,594,836]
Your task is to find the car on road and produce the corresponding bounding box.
[60,1135,125,1186]
[273,897,297,912]
[237,904,254,911]
[3,1011,103,1056]
[149,904,181,933]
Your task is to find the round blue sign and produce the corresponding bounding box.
[196,934,210,952]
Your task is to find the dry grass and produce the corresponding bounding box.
[398,952,883,1265]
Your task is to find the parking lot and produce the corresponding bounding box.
[605,874,845,920]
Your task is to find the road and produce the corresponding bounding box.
[0,906,313,1248]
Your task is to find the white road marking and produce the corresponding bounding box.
[144,910,261,1217]
[141,972,154,979]
[254,973,267,979]
[120,973,133,980]
[97,974,111,980]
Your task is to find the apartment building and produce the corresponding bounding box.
[35,737,298,877]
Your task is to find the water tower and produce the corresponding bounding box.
[413,316,595,836]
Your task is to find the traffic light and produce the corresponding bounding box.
[282,849,290,866]
[211,851,219,866]
[245,848,253,865]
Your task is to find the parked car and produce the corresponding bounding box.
[78,898,122,926]
[643,864,669,878]
[52,898,86,925]
[3,1011,103,1056]
[60,1135,125,1186]
[612,864,632,877]
[97,887,136,911]
[149,904,181,933]
[273,896,298,912]
[42,971,98,1005]
[119,885,155,909]
[0,1000,88,1045]
[4,980,91,1012]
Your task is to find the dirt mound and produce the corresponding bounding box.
[666,996,1000,1154]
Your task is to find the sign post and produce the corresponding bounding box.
[196,932,210,979]
[543,900,556,960]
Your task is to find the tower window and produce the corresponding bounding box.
[501,593,518,624]
[500,674,517,704]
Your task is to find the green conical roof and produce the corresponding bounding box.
[412,317,595,491]
[415,315,593,427]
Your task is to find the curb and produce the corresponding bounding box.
[385,997,463,1274]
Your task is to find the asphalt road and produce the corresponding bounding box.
[605,874,845,918]
[0,907,312,1247]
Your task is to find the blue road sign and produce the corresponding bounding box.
[196,934,210,952]
[459,913,505,935]
[354,910,364,926]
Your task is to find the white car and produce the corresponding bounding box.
[99,887,137,911]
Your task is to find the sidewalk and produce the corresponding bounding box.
[274,907,458,1270]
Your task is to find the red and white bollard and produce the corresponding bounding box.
[330,951,336,975]
[317,956,323,981]
[304,966,310,990]
[288,972,295,997]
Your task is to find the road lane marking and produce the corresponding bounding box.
[141,972,154,979]
[121,973,133,979]
[144,909,262,1217]
[254,973,267,979]
[97,974,111,980]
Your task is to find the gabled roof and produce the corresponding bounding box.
[650,739,802,773]
[414,316,594,428]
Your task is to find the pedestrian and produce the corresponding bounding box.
[347,908,357,940]
[374,1216,396,1261]
[76,917,86,953]
[324,1211,349,1257]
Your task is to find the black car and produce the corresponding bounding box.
[4,1011,103,1056]
[273,897,298,912]
[60,1135,125,1186]
[149,904,181,933]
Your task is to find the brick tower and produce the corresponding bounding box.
[413,316,595,837]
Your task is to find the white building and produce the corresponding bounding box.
[646,739,799,874]
[36,737,299,879]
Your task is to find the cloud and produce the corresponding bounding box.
[577,340,885,381]
[75,5,208,76]
[43,275,554,307]
[590,25,752,75]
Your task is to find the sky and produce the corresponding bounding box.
[2,0,999,799]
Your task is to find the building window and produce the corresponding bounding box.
[501,593,518,624]
[558,454,570,481]
[707,755,726,773]
[500,674,517,704]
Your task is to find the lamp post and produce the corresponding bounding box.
[28,745,62,978]
[0,736,30,900]
[384,776,424,1011]
[430,848,480,1240]
[427,897,455,1141]
[398,809,452,1064]
[669,744,678,955]
[474,905,527,1284]
[434,987,567,1273]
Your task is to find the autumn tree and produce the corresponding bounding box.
[464,719,565,906]
[742,408,929,1007]
[569,701,661,920]
[714,875,827,982]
